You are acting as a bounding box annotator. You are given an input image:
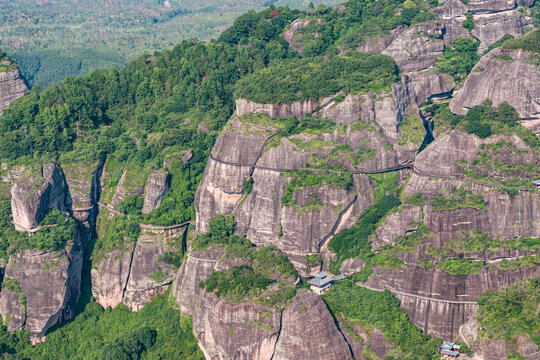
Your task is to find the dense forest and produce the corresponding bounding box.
[0,0,539,358]
[0,0,340,87]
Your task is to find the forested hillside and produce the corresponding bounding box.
[0,0,538,358]
[0,0,339,87]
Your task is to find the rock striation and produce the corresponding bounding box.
[0,60,27,115]
[193,291,281,360]
[142,171,169,214]
[0,233,83,343]
[10,163,67,232]
[450,48,540,128]
[273,289,353,360]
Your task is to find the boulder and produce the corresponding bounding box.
[450,48,540,124]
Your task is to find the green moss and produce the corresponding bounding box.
[397,110,425,146]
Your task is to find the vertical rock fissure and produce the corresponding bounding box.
[120,242,137,302]
[318,195,358,249]
[269,308,284,360]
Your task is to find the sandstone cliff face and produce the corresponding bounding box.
[197,90,422,274]
[91,214,184,310]
[358,23,445,73]
[142,171,169,214]
[356,129,540,339]
[122,227,180,311]
[450,48,540,127]
[11,163,67,232]
[193,291,281,360]
[170,246,225,316]
[0,61,27,115]
[273,289,353,360]
[0,234,83,342]
[63,161,102,228]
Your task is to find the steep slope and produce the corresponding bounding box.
[0,54,27,115]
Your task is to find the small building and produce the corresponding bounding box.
[440,341,461,359]
[533,180,540,189]
[308,271,345,295]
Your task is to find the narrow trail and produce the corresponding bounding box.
[356,283,479,305]
[97,202,192,230]
[208,149,537,192]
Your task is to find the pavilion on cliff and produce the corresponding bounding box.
[308,271,345,295]
[440,341,461,359]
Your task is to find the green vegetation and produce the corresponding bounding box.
[1,1,335,87]
[425,100,540,150]
[196,216,297,305]
[235,52,399,104]
[502,29,540,54]
[397,110,426,146]
[0,293,205,359]
[0,205,77,261]
[304,254,322,267]
[435,38,480,81]
[323,280,452,359]
[431,187,488,211]
[476,278,540,347]
[281,166,353,207]
[242,178,254,194]
[93,216,140,264]
[462,11,475,30]
[1,277,21,293]
[284,0,438,57]
[328,195,401,274]
[438,258,484,275]
[497,255,540,271]
[460,139,540,189]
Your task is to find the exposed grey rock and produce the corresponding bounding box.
[122,227,181,311]
[91,248,133,309]
[11,163,67,231]
[467,0,516,14]
[170,246,225,316]
[193,291,280,360]
[142,171,168,214]
[0,62,27,115]
[339,258,365,276]
[273,289,353,360]
[450,48,540,123]
[283,19,312,55]
[0,234,83,342]
[359,23,445,73]
[472,10,530,52]
[63,162,102,227]
[406,70,455,106]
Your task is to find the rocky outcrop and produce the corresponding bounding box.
[358,23,445,73]
[450,48,540,124]
[92,219,184,310]
[142,171,169,214]
[170,246,224,316]
[273,289,353,360]
[0,234,83,342]
[91,248,133,309]
[235,97,321,120]
[283,19,312,55]
[472,10,530,52]
[198,89,424,274]
[63,162,102,227]
[122,227,180,311]
[0,60,27,115]
[10,163,67,231]
[193,291,281,360]
[466,0,516,14]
